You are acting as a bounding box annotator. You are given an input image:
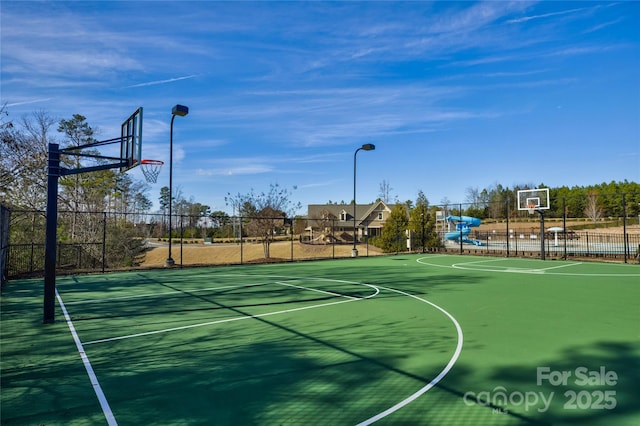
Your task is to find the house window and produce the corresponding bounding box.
[340,210,347,221]
[378,212,383,220]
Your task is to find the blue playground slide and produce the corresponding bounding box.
[444,215,484,246]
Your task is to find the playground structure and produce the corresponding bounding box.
[444,215,484,246]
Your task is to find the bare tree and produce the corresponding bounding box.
[0,110,56,209]
[226,184,301,259]
[440,196,451,216]
[585,192,603,223]
[465,186,480,208]
[378,180,393,203]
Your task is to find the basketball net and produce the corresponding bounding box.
[527,204,536,215]
[140,159,163,183]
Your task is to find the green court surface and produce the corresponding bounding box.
[2,255,639,425]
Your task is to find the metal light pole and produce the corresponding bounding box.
[353,143,375,257]
[165,104,189,267]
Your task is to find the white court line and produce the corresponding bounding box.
[63,281,273,305]
[422,256,638,277]
[56,289,117,426]
[452,261,586,275]
[276,281,361,300]
[503,269,544,274]
[451,257,534,271]
[83,281,379,346]
[71,271,459,424]
[534,262,582,272]
[453,258,507,266]
[357,284,464,426]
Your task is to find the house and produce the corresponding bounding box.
[306,201,392,242]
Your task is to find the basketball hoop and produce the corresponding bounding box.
[527,204,536,215]
[140,159,164,183]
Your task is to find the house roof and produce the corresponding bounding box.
[307,201,391,225]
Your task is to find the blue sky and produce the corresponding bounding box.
[2,1,639,214]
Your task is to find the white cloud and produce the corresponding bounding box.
[582,18,624,34]
[126,75,201,88]
[195,164,273,176]
[298,179,344,189]
[506,7,588,24]
[5,98,52,108]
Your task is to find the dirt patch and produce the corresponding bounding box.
[142,241,383,267]
[141,223,639,267]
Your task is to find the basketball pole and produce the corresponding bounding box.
[43,140,131,323]
[537,208,546,261]
[43,143,60,323]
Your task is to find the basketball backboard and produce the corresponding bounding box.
[120,107,143,171]
[517,188,550,211]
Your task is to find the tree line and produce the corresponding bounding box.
[459,181,640,220]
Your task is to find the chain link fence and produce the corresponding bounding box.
[1,204,10,286]
[3,192,639,279]
[426,193,640,262]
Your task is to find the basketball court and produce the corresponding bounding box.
[2,254,638,425]
[3,109,638,424]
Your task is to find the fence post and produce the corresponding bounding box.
[0,205,9,287]
[506,199,510,258]
[421,212,426,254]
[332,219,335,259]
[395,220,399,255]
[180,215,184,268]
[102,212,107,272]
[563,197,567,260]
[459,203,463,254]
[30,242,35,273]
[366,227,369,256]
[622,193,627,263]
[290,217,294,262]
